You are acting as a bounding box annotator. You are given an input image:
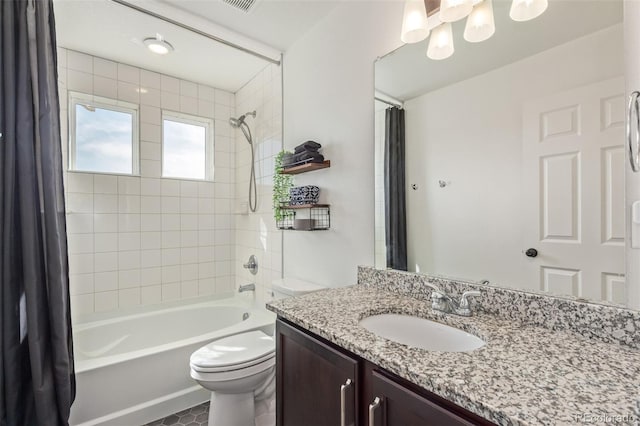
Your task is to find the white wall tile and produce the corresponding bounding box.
[94,175,118,194]
[141,232,161,250]
[67,193,93,214]
[118,269,140,288]
[161,283,180,301]
[180,80,198,98]
[141,267,162,285]
[68,173,94,193]
[67,70,93,93]
[181,263,198,281]
[118,176,140,195]
[198,85,215,102]
[68,50,93,73]
[141,70,161,89]
[67,213,93,234]
[140,105,161,125]
[119,288,141,308]
[161,197,180,214]
[94,194,118,213]
[141,88,161,107]
[181,280,198,298]
[162,248,181,265]
[95,271,118,292]
[68,234,94,254]
[118,195,141,213]
[141,178,161,196]
[118,251,141,271]
[93,76,117,98]
[141,123,161,142]
[140,214,161,231]
[71,294,94,316]
[94,214,117,233]
[141,250,162,269]
[70,273,94,295]
[141,142,161,161]
[118,63,139,84]
[161,180,180,196]
[95,252,118,272]
[181,247,198,264]
[161,75,179,93]
[118,214,141,232]
[118,233,141,251]
[93,57,117,79]
[117,81,140,103]
[161,91,180,111]
[180,96,198,115]
[141,285,161,304]
[198,278,214,296]
[141,160,161,178]
[95,291,118,312]
[162,265,180,283]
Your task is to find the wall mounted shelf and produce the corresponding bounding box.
[279,160,330,175]
[277,204,330,231]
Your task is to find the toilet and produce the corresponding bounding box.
[189,278,325,426]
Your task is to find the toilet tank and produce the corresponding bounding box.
[272,278,326,300]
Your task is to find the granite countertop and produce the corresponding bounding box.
[266,286,640,426]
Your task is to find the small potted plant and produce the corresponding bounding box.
[273,150,294,227]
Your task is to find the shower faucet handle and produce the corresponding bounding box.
[243,255,258,275]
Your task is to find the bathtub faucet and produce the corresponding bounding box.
[238,283,256,293]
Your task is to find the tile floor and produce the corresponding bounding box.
[145,402,209,426]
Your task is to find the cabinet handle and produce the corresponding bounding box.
[368,397,381,426]
[340,379,352,426]
[627,91,640,172]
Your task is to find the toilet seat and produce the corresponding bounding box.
[190,330,275,374]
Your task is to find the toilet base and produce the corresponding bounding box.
[209,392,255,426]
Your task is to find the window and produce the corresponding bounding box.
[68,92,139,175]
[162,111,214,181]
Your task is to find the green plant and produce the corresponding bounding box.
[273,150,294,222]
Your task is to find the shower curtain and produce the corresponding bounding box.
[384,107,408,271]
[1,1,76,425]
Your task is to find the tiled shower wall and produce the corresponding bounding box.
[58,48,237,317]
[234,63,283,306]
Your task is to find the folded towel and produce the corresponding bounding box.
[293,151,324,163]
[294,141,322,154]
[282,153,295,166]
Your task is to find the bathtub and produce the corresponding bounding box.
[69,297,275,426]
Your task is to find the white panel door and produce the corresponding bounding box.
[522,77,625,302]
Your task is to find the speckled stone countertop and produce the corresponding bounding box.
[266,286,640,426]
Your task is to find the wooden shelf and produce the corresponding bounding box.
[280,203,330,210]
[279,160,330,175]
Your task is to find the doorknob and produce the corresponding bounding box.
[525,248,538,258]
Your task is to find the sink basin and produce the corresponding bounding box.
[359,314,485,352]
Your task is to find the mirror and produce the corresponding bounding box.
[374,0,635,308]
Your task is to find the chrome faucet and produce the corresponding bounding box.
[238,283,256,293]
[426,283,482,317]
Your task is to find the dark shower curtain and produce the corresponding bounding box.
[384,107,408,271]
[1,1,76,425]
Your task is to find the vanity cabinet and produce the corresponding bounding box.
[276,319,359,426]
[276,318,494,426]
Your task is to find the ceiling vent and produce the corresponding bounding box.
[221,0,260,13]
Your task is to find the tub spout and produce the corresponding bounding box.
[238,283,256,293]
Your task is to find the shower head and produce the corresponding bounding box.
[229,110,257,128]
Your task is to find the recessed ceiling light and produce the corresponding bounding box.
[143,34,174,55]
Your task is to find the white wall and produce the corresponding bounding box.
[282,3,404,287]
[234,63,284,306]
[58,49,237,317]
[400,25,623,289]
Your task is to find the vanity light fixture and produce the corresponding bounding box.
[400,0,547,60]
[509,0,548,22]
[440,0,474,22]
[464,0,495,42]
[400,0,430,43]
[427,22,454,60]
[143,34,174,55]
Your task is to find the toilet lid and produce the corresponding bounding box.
[190,331,275,372]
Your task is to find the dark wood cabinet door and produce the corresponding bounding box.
[368,369,488,426]
[276,319,359,426]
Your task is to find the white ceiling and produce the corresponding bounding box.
[375,0,623,101]
[53,0,339,92]
[158,0,340,52]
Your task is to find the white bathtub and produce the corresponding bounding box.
[69,297,275,426]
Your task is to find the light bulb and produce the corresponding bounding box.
[143,34,174,55]
[400,0,429,43]
[464,0,495,43]
[440,0,474,22]
[509,0,548,22]
[427,23,454,60]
